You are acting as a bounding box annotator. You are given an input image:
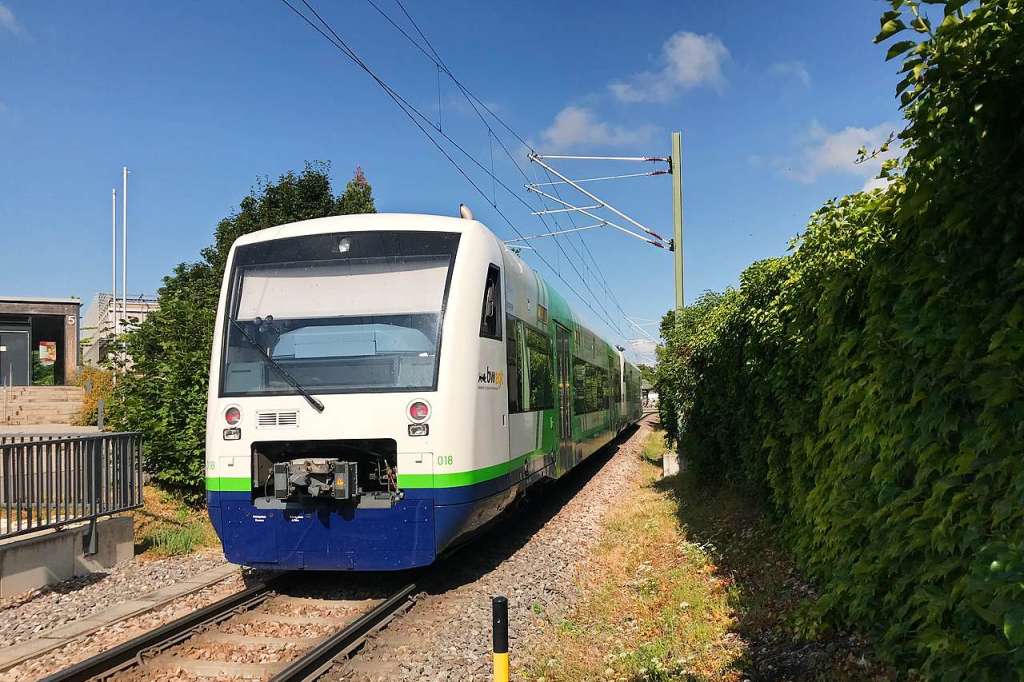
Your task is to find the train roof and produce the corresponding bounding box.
[231,212,639,372]
[231,213,484,247]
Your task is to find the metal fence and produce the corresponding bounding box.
[0,432,143,541]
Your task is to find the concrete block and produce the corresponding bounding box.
[662,452,680,477]
[0,531,76,598]
[144,581,200,603]
[0,634,63,669]
[39,614,109,640]
[74,516,133,574]
[0,515,134,598]
[94,598,158,622]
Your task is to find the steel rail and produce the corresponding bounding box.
[270,582,418,682]
[40,578,280,682]
[40,577,416,682]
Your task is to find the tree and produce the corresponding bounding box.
[637,364,655,385]
[337,166,375,214]
[110,163,376,501]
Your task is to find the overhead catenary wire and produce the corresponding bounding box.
[529,170,669,187]
[277,0,627,338]
[536,165,638,335]
[353,0,631,339]
[367,0,641,336]
[371,0,641,343]
[530,153,669,244]
[534,154,668,162]
[503,223,608,244]
[526,186,666,248]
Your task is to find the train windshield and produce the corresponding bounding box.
[220,230,460,396]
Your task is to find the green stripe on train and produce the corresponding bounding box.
[398,451,537,489]
[208,451,547,493]
[206,476,252,492]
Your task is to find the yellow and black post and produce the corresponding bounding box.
[492,595,509,682]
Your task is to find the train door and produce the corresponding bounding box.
[555,324,573,476]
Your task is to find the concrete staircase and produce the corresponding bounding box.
[0,387,84,426]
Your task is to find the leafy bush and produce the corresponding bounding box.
[74,366,114,426]
[656,1,1024,677]
[109,163,376,502]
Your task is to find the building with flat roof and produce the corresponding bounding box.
[0,296,81,386]
[81,293,159,366]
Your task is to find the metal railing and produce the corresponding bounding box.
[0,432,143,541]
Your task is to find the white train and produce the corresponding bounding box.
[205,212,642,570]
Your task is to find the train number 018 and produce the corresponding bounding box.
[436,454,453,466]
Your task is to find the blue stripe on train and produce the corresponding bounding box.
[207,462,548,570]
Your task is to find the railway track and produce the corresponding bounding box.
[40,576,417,682]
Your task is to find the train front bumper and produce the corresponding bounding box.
[207,491,436,571]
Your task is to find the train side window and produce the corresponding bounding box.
[573,358,588,414]
[526,327,554,410]
[506,315,523,413]
[480,265,502,340]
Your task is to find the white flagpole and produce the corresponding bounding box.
[111,188,117,337]
[122,167,128,335]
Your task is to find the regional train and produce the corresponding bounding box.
[205,211,642,570]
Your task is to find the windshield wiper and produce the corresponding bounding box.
[229,318,325,413]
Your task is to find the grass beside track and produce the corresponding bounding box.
[529,425,893,682]
[132,485,220,558]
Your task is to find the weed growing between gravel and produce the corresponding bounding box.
[529,426,894,682]
[640,429,667,466]
[530,427,741,681]
[133,486,219,559]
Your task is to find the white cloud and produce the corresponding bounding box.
[440,93,500,117]
[781,121,898,184]
[610,31,729,103]
[770,60,811,88]
[629,339,658,358]
[0,3,24,36]
[539,106,656,152]
[861,176,891,193]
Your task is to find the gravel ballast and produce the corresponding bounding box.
[0,550,227,648]
[332,419,652,682]
[1,570,248,681]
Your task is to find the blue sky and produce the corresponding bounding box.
[0,1,904,361]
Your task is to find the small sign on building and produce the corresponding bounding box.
[38,341,57,366]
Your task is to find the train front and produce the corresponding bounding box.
[204,214,492,571]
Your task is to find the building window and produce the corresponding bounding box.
[480,265,502,340]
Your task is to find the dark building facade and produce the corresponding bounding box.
[0,296,80,386]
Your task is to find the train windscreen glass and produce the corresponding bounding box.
[221,231,460,396]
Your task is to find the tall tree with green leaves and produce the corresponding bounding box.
[110,163,376,501]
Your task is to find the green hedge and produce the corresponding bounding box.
[656,2,1023,678]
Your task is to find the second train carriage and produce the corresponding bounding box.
[205,212,642,570]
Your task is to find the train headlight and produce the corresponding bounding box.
[408,400,430,422]
[224,406,241,425]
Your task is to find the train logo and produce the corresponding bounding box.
[477,365,504,388]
